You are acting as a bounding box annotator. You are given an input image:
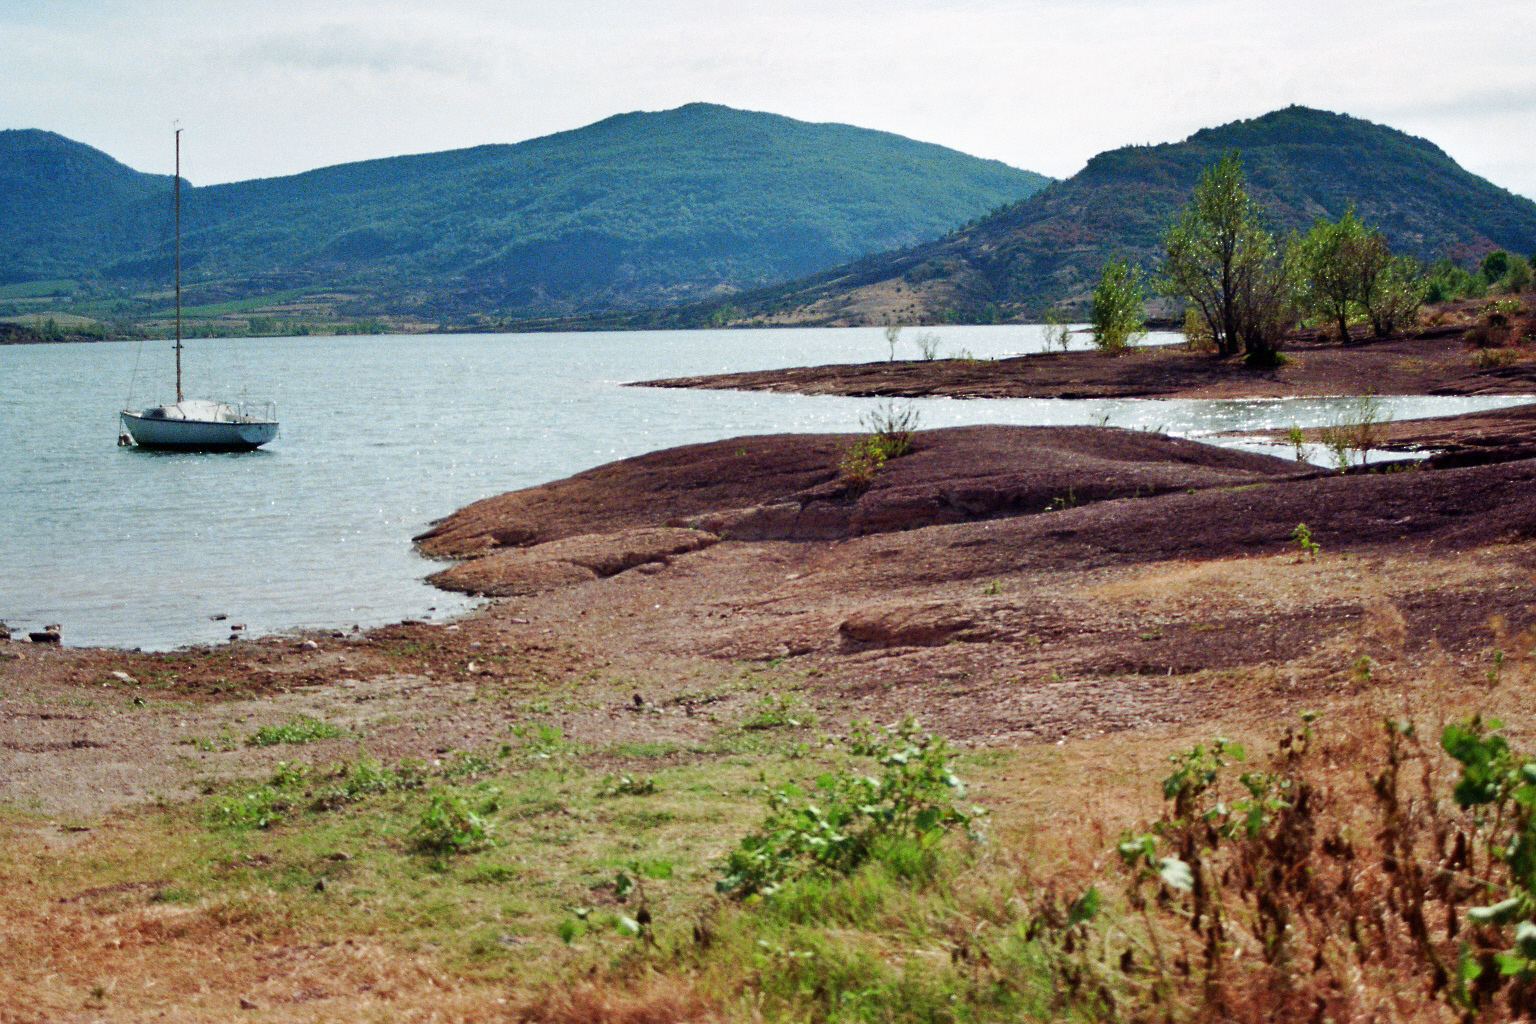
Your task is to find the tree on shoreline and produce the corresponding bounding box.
[1299,206,1426,340]
[1159,151,1296,364]
[1090,257,1146,352]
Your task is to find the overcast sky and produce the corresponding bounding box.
[5,0,1535,200]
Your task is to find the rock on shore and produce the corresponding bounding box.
[416,425,1309,595]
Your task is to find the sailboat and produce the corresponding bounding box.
[119,129,278,452]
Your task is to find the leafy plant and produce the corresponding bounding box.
[1439,716,1536,1001]
[1284,424,1308,462]
[411,786,499,855]
[1291,522,1319,559]
[597,773,658,797]
[1090,256,1147,352]
[860,401,920,458]
[838,402,920,487]
[246,715,343,747]
[741,693,816,731]
[1041,308,1072,352]
[717,717,979,898]
[838,436,889,488]
[208,786,292,830]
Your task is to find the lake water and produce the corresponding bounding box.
[2,325,1530,650]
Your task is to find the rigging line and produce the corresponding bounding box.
[125,338,146,409]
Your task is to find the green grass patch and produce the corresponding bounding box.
[0,279,77,300]
[245,715,344,746]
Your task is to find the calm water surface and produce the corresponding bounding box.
[1,325,1528,649]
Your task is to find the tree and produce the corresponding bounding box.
[1507,254,1534,293]
[1090,257,1147,352]
[1299,207,1423,339]
[1299,206,1377,340]
[1360,254,1426,336]
[1482,249,1511,286]
[1159,151,1296,363]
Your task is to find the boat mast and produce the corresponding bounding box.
[174,127,183,404]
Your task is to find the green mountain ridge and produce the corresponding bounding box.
[0,104,1051,320]
[695,106,1536,327]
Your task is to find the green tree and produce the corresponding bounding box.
[1360,253,1426,336]
[1503,253,1533,293]
[1159,151,1295,362]
[1300,207,1424,339]
[1483,249,1512,285]
[1299,206,1376,340]
[1089,257,1146,352]
[1424,258,1485,303]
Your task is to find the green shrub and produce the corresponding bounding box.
[246,715,343,747]
[860,401,919,459]
[838,436,889,487]
[839,402,920,487]
[1090,257,1146,352]
[208,786,292,830]
[411,786,499,854]
[717,717,978,898]
[1426,258,1487,302]
[740,693,816,731]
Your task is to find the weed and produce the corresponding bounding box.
[246,715,343,747]
[1473,347,1520,368]
[860,401,920,458]
[1046,486,1078,511]
[741,693,816,731]
[440,748,502,780]
[1489,649,1506,687]
[509,721,567,756]
[597,774,659,797]
[412,786,499,855]
[189,727,239,752]
[1042,308,1073,352]
[1291,521,1320,559]
[1318,393,1393,469]
[1285,424,1308,461]
[717,717,979,898]
[837,435,889,487]
[208,786,292,830]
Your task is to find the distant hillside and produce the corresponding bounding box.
[696,107,1536,327]
[0,129,171,285]
[0,105,1050,321]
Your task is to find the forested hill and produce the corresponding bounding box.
[0,105,1050,318]
[697,106,1536,327]
[0,129,171,285]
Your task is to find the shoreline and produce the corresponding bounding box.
[633,325,1536,401]
[7,332,1536,1017]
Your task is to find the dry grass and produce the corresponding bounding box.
[6,539,1536,1021]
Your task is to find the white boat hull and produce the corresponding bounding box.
[120,399,278,452]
